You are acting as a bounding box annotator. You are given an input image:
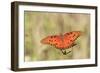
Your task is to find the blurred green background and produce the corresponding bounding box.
[24,11,90,62]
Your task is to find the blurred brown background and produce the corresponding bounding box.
[24,11,90,62]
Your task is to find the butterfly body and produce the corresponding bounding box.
[41,31,81,55]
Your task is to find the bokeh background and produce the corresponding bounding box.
[24,11,90,62]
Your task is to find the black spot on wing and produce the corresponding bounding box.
[73,34,76,37]
[70,32,73,34]
[69,40,72,42]
[50,36,57,38]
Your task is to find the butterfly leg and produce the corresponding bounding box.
[60,43,76,55]
[65,43,76,55]
[61,49,72,55]
[60,49,66,55]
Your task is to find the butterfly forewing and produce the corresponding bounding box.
[63,31,81,48]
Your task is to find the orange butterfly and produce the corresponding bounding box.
[41,31,81,55]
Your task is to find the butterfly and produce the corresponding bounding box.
[41,31,81,55]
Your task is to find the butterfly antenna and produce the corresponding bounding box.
[66,51,71,55]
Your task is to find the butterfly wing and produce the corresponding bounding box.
[41,31,81,49]
[63,31,81,49]
[41,35,63,49]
